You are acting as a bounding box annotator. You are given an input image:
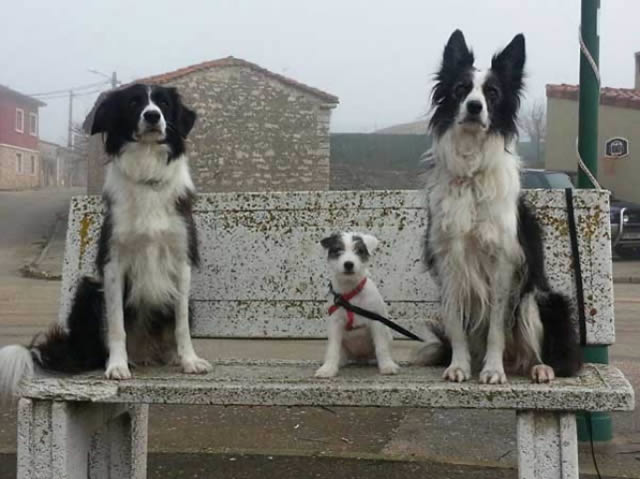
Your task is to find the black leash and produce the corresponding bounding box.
[328,282,424,342]
[565,188,587,346]
[565,187,602,479]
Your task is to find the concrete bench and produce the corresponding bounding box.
[16,189,634,479]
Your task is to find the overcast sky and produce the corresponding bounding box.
[2,0,638,144]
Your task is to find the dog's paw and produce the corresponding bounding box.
[105,362,132,380]
[181,356,212,374]
[379,360,400,375]
[479,367,507,385]
[315,364,339,378]
[442,364,471,382]
[531,364,555,383]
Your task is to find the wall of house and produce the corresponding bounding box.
[0,96,39,150]
[87,66,335,194]
[546,97,640,202]
[0,145,40,190]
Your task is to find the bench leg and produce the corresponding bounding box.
[17,398,148,479]
[88,403,149,479]
[517,411,578,479]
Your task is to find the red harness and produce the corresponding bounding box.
[328,277,368,330]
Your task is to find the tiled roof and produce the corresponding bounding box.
[0,85,46,107]
[546,83,640,110]
[137,56,339,104]
[83,57,338,132]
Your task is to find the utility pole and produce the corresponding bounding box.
[576,0,612,443]
[578,0,600,188]
[111,71,118,89]
[67,90,74,148]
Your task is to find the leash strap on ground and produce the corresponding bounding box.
[328,283,424,342]
[565,187,587,347]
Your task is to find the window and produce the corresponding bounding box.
[16,153,23,174]
[15,109,24,133]
[29,113,38,136]
[30,155,36,175]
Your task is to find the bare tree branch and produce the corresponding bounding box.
[520,99,547,166]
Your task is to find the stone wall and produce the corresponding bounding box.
[0,145,40,190]
[87,65,335,194]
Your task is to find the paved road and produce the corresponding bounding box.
[0,188,83,274]
[0,188,82,248]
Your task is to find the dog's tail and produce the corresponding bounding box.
[537,290,583,377]
[411,318,452,366]
[0,277,108,403]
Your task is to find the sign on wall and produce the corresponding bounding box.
[605,137,630,159]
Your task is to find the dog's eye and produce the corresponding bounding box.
[156,99,169,108]
[453,82,470,99]
[328,248,342,257]
[485,86,500,102]
[129,98,141,108]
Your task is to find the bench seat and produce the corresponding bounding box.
[20,361,633,411]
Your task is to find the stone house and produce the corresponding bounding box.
[39,140,87,188]
[84,57,339,194]
[545,52,640,202]
[39,140,65,187]
[0,85,45,190]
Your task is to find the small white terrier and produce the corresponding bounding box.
[315,232,400,378]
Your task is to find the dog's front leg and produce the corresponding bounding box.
[370,322,400,375]
[315,318,345,378]
[176,263,212,374]
[104,257,131,379]
[479,257,513,384]
[442,300,471,382]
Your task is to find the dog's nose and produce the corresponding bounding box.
[466,100,483,115]
[343,261,354,272]
[143,110,161,125]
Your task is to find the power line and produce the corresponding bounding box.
[28,80,110,98]
[35,88,106,101]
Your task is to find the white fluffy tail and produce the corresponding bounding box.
[0,345,34,403]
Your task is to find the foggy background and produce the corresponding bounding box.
[1,0,638,143]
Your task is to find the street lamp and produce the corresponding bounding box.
[88,69,119,89]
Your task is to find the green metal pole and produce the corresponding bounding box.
[577,0,599,188]
[576,0,612,443]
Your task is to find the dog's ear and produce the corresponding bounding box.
[491,33,526,84]
[91,91,117,135]
[178,104,196,138]
[168,88,197,138]
[360,234,379,254]
[442,29,474,70]
[320,234,339,250]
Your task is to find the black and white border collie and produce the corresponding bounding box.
[414,31,582,383]
[0,84,210,400]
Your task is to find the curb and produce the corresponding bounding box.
[20,214,64,281]
[613,277,640,284]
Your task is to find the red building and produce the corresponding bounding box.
[0,85,45,189]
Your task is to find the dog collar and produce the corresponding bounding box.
[328,277,368,330]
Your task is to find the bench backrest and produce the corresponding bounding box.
[59,189,614,345]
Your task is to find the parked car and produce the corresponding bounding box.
[521,168,640,259]
[609,198,640,258]
[520,168,574,189]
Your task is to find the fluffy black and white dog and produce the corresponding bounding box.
[413,31,582,384]
[0,84,210,400]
